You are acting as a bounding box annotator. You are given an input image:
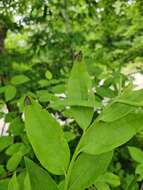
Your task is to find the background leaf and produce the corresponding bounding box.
[45,70,53,80]
[11,75,30,85]
[128,146,143,164]
[4,85,16,101]
[6,151,22,171]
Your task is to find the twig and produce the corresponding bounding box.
[1,121,6,136]
[140,183,143,190]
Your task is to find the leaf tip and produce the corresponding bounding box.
[24,96,32,106]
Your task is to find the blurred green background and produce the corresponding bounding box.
[1,0,143,189]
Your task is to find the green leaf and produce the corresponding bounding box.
[95,182,110,190]
[96,86,115,98]
[58,181,64,190]
[0,136,13,152]
[8,174,19,190]
[17,170,27,190]
[4,85,16,101]
[99,103,134,122]
[135,164,143,180]
[125,175,138,190]
[0,165,6,176]
[95,172,120,187]
[45,70,53,80]
[116,89,143,106]
[23,173,31,190]
[80,112,143,155]
[99,89,143,122]
[128,146,143,164]
[64,131,76,143]
[67,61,94,129]
[36,90,59,103]
[24,100,70,175]
[0,179,10,190]
[69,106,94,130]
[68,152,112,190]
[67,61,94,107]
[6,143,29,156]
[11,75,30,85]
[50,84,65,94]
[25,158,59,190]
[103,172,120,187]
[0,87,6,94]
[38,80,49,87]
[136,163,143,172]
[7,151,22,171]
[9,118,24,136]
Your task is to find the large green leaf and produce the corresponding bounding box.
[68,152,112,190]
[67,61,94,107]
[24,100,70,175]
[80,112,143,155]
[67,61,94,129]
[99,102,134,122]
[25,158,59,190]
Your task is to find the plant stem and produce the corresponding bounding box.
[64,144,80,190]
[64,130,87,190]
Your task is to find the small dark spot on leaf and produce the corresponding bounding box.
[24,96,32,106]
